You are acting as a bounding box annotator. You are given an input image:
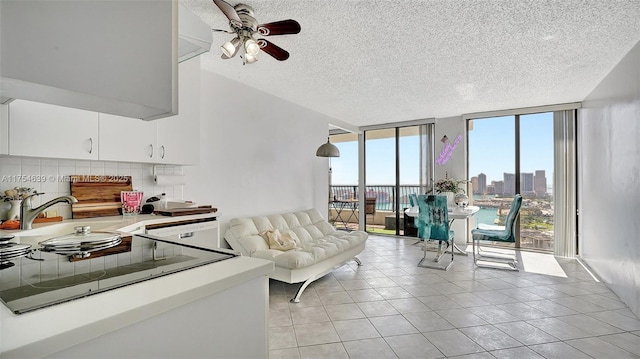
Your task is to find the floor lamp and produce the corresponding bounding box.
[316,137,340,204]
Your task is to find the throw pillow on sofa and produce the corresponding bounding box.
[263,229,297,251]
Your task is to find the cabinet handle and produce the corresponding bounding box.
[161,145,165,159]
[89,138,93,154]
[149,144,154,158]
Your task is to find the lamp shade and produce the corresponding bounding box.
[244,53,258,64]
[244,38,260,56]
[221,37,240,57]
[316,138,340,157]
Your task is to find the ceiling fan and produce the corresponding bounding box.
[212,0,301,65]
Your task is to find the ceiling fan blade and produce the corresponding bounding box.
[257,19,301,36]
[212,0,241,23]
[257,39,290,61]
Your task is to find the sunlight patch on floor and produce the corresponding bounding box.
[519,250,568,277]
[462,244,568,277]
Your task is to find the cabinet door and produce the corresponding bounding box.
[2,1,177,120]
[0,105,8,155]
[99,113,157,163]
[157,58,200,165]
[9,100,98,160]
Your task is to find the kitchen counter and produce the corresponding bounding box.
[0,213,275,358]
[0,211,222,238]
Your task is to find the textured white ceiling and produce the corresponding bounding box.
[181,0,640,128]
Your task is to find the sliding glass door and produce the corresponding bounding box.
[520,113,554,250]
[363,124,433,235]
[364,128,396,233]
[328,132,359,229]
[468,112,556,251]
[468,116,517,245]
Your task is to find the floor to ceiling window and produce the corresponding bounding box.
[519,113,555,250]
[364,128,397,233]
[467,115,517,244]
[467,111,560,252]
[363,123,433,235]
[328,132,359,228]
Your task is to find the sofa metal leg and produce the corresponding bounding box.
[289,257,365,303]
[290,278,313,303]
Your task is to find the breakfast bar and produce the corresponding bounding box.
[0,215,274,358]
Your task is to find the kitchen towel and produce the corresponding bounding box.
[154,174,186,186]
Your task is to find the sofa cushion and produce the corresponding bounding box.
[230,234,269,256]
[251,248,290,261]
[251,231,367,269]
[264,229,297,251]
[225,208,368,269]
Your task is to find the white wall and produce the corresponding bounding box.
[579,40,640,316]
[184,70,333,237]
[435,116,467,182]
[434,116,468,244]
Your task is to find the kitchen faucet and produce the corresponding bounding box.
[19,193,78,230]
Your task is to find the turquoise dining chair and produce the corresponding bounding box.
[471,194,522,271]
[416,194,454,270]
[409,193,418,207]
[407,193,419,238]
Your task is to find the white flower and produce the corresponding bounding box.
[1,187,37,202]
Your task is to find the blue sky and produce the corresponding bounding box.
[331,112,554,185]
[469,113,554,183]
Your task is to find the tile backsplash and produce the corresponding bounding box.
[0,157,184,220]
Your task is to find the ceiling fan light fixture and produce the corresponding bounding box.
[211,0,300,64]
[243,53,258,65]
[244,37,260,56]
[221,37,240,57]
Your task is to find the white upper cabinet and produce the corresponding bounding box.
[0,1,177,120]
[0,105,8,155]
[4,59,200,164]
[8,100,98,160]
[99,58,201,165]
[156,57,201,165]
[98,114,158,163]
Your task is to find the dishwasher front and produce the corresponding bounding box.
[145,217,220,250]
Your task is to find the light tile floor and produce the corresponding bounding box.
[268,235,640,359]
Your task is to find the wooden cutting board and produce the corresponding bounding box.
[153,206,218,216]
[70,175,132,218]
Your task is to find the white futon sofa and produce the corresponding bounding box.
[224,208,368,302]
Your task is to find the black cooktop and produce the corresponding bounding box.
[0,234,236,314]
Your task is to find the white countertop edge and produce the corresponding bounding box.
[1,256,274,358]
[1,212,221,237]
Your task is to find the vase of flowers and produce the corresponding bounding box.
[431,173,468,207]
[2,187,37,220]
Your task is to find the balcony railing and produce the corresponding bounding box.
[332,185,555,251]
[331,185,426,212]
